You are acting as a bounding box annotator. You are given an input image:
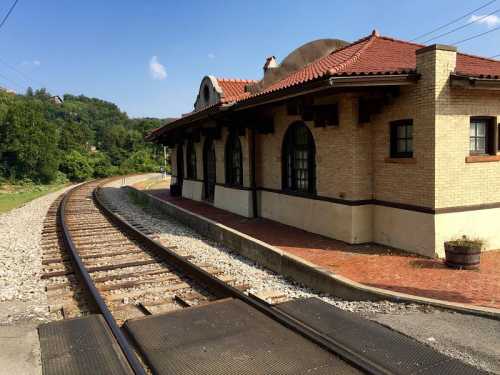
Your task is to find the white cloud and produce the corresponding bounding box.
[469,14,500,28]
[149,56,167,80]
[208,53,215,59]
[20,60,41,68]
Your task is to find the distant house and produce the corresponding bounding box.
[0,86,16,95]
[50,95,63,105]
[148,30,500,258]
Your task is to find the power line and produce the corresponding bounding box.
[0,0,19,31]
[0,57,47,90]
[490,53,500,58]
[452,24,500,44]
[0,71,24,91]
[423,8,500,43]
[410,0,496,41]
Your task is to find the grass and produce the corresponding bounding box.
[0,183,68,214]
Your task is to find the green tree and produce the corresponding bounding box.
[120,149,160,174]
[89,151,117,178]
[0,101,59,183]
[59,150,93,181]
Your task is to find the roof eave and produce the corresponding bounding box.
[233,73,419,112]
[451,73,500,90]
[146,104,231,142]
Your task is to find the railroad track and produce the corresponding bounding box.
[41,178,315,374]
[42,180,257,324]
[39,178,482,375]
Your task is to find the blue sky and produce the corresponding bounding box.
[1,0,500,118]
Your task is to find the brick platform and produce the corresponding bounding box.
[142,185,499,310]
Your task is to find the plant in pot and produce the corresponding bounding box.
[444,235,483,270]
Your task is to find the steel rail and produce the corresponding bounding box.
[59,181,146,375]
[94,182,396,375]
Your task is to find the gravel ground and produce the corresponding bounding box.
[0,185,74,324]
[102,180,427,315]
[100,177,500,373]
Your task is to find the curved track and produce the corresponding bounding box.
[43,178,399,375]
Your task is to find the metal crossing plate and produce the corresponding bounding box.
[276,297,486,375]
[38,314,134,375]
[125,298,361,374]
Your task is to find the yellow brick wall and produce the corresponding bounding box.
[194,128,251,187]
[371,85,434,207]
[256,94,373,201]
[435,90,500,208]
[211,128,251,187]
[178,47,500,214]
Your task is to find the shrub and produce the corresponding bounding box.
[119,150,160,174]
[59,150,94,182]
[89,151,118,178]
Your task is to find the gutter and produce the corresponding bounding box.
[232,73,419,112]
[450,74,500,90]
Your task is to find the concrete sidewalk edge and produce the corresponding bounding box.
[125,186,500,321]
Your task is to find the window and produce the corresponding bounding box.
[469,117,496,155]
[186,140,197,179]
[282,122,316,194]
[225,132,243,186]
[390,119,413,158]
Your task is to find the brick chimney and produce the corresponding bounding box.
[263,56,278,73]
[415,44,457,101]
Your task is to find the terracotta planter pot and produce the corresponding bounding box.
[444,241,481,270]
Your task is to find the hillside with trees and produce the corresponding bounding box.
[0,88,167,184]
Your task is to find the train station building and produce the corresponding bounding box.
[148,30,500,258]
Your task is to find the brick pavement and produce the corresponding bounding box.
[142,185,499,310]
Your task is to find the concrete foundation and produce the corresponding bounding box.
[214,185,253,218]
[182,179,203,201]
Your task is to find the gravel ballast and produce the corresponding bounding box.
[0,185,73,324]
[102,180,425,315]
[100,179,499,373]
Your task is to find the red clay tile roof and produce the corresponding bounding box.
[149,32,500,140]
[215,78,257,103]
[456,53,500,78]
[251,32,500,98]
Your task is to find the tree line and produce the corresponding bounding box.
[0,88,167,184]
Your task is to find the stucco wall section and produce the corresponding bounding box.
[373,206,436,257]
[214,185,253,217]
[435,208,500,257]
[258,190,372,243]
[182,179,203,201]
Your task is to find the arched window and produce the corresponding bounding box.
[186,140,197,179]
[225,132,243,186]
[282,122,316,194]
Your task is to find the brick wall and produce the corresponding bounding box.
[435,91,500,208]
[256,95,374,201]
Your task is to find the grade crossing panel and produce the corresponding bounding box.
[38,314,134,375]
[124,298,361,375]
[276,297,486,375]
